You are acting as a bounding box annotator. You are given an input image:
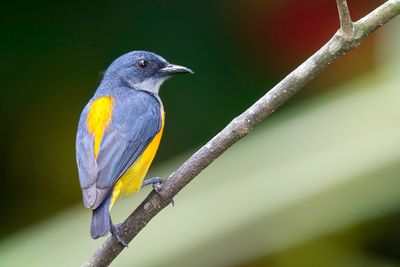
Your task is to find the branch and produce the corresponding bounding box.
[336,0,354,35]
[83,1,400,266]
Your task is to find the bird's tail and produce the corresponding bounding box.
[90,196,111,239]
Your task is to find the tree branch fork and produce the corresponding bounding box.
[83,0,400,266]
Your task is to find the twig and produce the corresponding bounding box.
[336,0,354,36]
[83,1,400,266]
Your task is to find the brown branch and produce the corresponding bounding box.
[336,0,354,36]
[83,1,400,266]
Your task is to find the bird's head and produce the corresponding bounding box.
[102,51,193,94]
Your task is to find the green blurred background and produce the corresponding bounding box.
[1,0,400,266]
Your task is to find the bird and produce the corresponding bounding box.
[76,51,193,244]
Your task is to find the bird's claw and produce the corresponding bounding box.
[142,176,163,188]
[154,182,175,207]
[148,178,175,207]
[110,223,129,247]
[142,176,164,195]
[152,180,162,193]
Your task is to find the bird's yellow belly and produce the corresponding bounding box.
[109,112,164,210]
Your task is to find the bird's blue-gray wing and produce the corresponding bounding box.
[76,103,101,207]
[76,91,162,209]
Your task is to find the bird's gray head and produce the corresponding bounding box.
[102,51,193,94]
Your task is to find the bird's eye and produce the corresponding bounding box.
[137,59,149,69]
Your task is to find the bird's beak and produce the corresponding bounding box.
[159,64,194,75]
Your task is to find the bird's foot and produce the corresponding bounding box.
[142,177,175,207]
[142,176,163,188]
[110,223,129,247]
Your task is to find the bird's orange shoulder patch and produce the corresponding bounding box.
[86,96,114,159]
